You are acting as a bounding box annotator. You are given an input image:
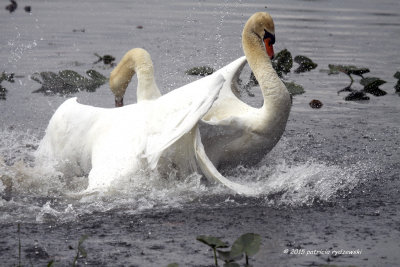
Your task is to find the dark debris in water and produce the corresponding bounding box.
[5,0,17,13]
[31,69,108,96]
[294,55,318,73]
[185,66,215,76]
[344,91,370,101]
[327,64,370,77]
[93,53,115,66]
[309,99,323,109]
[0,71,15,100]
[393,71,400,94]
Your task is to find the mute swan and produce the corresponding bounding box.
[36,72,257,195]
[109,12,291,169]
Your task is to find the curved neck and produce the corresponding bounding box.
[109,49,161,104]
[242,29,287,111]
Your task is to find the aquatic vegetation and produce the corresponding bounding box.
[93,53,115,65]
[197,235,228,266]
[5,0,17,13]
[326,64,387,101]
[31,69,107,96]
[197,233,261,267]
[0,71,15,100]
[185,66,215,76]
[394,71,400,94]
[272,49,293,78]
[283,81,305,96]
[293,55,318,73]
[72,235,88,267]
[166,263,179,267]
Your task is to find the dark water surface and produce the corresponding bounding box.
[1,0,399,266]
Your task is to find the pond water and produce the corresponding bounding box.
[0,0,399,266]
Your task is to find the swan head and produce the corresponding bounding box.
[243,12,276,59]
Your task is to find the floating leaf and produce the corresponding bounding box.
[272,49,293,77]
[196,235,228,249]
[218,250,243,263]
[32,70,107,95]
[328,64,369,77]
[185,66,214,76]
[0,85,7,100]
[283,81,305,96]
[360,77,387,96]
[395,81,400,93]
[166,263,179,267]
[394,71,400,80]
[294,55,317,73]
[344,91,370,101]
[230,233,261,258]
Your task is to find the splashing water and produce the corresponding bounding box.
[0,128,364,224]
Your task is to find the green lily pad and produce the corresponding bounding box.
[166,263,179,267]
[360,77,386,88]
[32,69,107,95]
[283,81,305,96]
[196,235,228,249]
[185,66,214,76]
[328,64,369,77]
[272,49,293,77]
[394,71,400,80]
[294,55,317,73]
[344,91,370,101]
[218,250,243,263]
[230,233,261,258]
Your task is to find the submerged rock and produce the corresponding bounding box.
[185,66,214,76]
[294,55,318,73]
[31,69,107,96]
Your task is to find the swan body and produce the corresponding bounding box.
[109,12,291,169]
[36,73,226,192]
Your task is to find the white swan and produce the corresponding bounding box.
[110,12,291,169]
[36,71,257,195]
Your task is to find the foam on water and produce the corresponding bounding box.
[0,128,365,224]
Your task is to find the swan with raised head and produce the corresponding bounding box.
[110,12,291,169]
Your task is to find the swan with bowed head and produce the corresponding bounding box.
[110,12,291,169]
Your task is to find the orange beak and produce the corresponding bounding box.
[264,38,274,60]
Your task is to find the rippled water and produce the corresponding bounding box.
[1,0,399,266]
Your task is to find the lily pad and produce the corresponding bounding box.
[0,85,7,100]
[395,81,400,93]
[166,264,179,267]
[272,49,293,77]
[32,69,107,95]
[394,71,400,80]
[360,77,387,96]
[185,66,214,76]
[218,250,243,263]
[223,263,240,267]
[327,64,369,77]
[344,91,370,101]
[294,55,317,73]
[230,233,261,258]
[283,81,305,96]
[196,235,228,249]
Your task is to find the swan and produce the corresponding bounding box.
[36,71,257,195]
[109,12,291,169]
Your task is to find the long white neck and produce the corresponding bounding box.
[242,30,290,113]
[109,48,161,104]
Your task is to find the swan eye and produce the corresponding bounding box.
[263,30,275,45]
